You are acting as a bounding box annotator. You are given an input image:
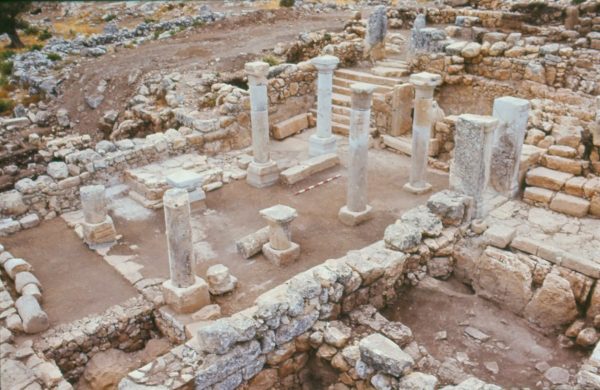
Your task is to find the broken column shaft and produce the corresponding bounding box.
[161,188,209,313]
[403,72,442,195]
[309,55,340,157]
[80,184,117,248]
[339,83,375,226]
[245,61,279,188]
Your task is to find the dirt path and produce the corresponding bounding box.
[52,8,352,139]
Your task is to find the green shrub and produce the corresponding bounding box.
[0,99,14,114]
[38,29,52,41]
[104,14,116,22]
[324,32,332,41]
[28,44,43,51]
[144,17,157,24]
[0,61,13,76]
[0,50,15,60]
[280,0,295,7]
[572,0,585,4]
[46,52,61,61]
[192,20,205,28]
[262,54,281,66]
[24,25,40,36]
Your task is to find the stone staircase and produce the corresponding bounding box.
[524,144,599,218]
[310,61,409,136]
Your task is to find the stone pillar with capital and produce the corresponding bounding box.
[309,55,340,157]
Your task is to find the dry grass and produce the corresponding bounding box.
[53,19,103,38]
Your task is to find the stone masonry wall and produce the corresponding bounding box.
[34,295,158,382]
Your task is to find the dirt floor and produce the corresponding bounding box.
[383,277,586,388]
[3,128,448,324]
[51,7,352,141]
[1,218,138,327]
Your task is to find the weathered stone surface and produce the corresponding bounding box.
[576,327,599,347]
[545,366,570,385]
[15,272,42,293]
[524,272,578,329]
[483,225,515,248]
[236,226,269,259]
[398,372,438,390]
[384,221,422,252]
[472,247,533,313]
[324,321,352,348]
[526,167,573,191]
[381,321,413,347]
[441,377,502,389]
[400,206,443,237]
[0,190,28,216]
[427,190,472,226]
[196,320,240,354]
[549,193,590,217]
[359,333,414,377]
[196,341,261,388]
[4,258,32,279]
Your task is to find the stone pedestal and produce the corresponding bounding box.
[309,55,340,157]
[365,5,387,61]
[339,83,375,226]
[80,185,117,248]
[245,61,279,188]
[449,114,498,219]
[260,204,300,265]
[490,96,530,198]
[390,83,414,136]
[166,170,206,207]
[161,188,209,313]
[403,72,442,195]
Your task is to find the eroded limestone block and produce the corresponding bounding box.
[359,333,414,377]
[426,190,473,226]
[400,206,443,237]
[524,272,578,329]
[206,264,237,295]
[472,247,533,314]
[384,221,422,252]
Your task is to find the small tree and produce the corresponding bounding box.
[280,0,295,8]
[0,2,32,49]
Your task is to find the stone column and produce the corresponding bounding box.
[365,5,387,61]
[245,61,279,188]
[449,114,498,219]
[339,83,375,226]
[80,185,117,248]
[309,55,340,157]
[161,189,209,313]
[260,204,300,266]
[389,83,414,136]
[490,96,530,198]
[403,72,442,195]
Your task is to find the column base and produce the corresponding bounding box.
[247,160,279,188]
[403,182,432,195]
[162,276,210,314]
[82,216,117,248]
[262,242,300,266]
[308,134,337,157]
[338,205,373,226]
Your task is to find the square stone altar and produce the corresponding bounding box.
[166,170,206,207]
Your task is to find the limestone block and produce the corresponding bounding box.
[280,153,339,185]
[564,176,587,197]
[262,242,300,266]
[4,258,32,279]
[15,272,41,294]
[426,190,473,226]
[206,264,237,295]
[82,217,117,246]
[383,221,422,252]
[195,320,241,354]
[549,193,590,217]
[524,272,578,329]
[324,321,352,348]
[472,247,533,314]
[526,167,573,191]
[272,113,309,140]
[338,205,373,227]
[236,227,269,259]
[542,154,582,175]
[523,187,555,204]
[398,372,438,390]
[22,284,42,302]
[162,277,210,314]
[359,333,414,377]
[18,214,40,229]
[548,145,577,158]
[400,206,443,238]
[0,218,21,236]
[15,295,49,334]
[0,190,28,216]
[483,225,516,248]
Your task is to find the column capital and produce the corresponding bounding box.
[245,61,270,86]
[350,83,376,110]
[311,55,340,73]
[457,114,498,134]
[163,188,190,209]
[409,72,442,90]
[259,204,298,224]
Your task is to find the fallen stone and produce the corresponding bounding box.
[4,258,32,279]
[384,221,422,252]
[280,153,339,185]
[464,326,490,342]
[544,366,570,385]
[576,327,599,347]
[483,224,515,248]
[15,295,49,334]
[359,333,414,377]
[272,113,309,140]
[398,372,438,390]
[427,190,472,226]
[324,321,352,348]
[236,226,269,259]
[524,272,578,329]
[400,206,443,237]
[15,272,41,293]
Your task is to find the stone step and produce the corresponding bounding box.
[540,154,584,176]
[333,77,393,94]
[332,93,351,107]
[309,108,351,126]
[525,166,574,191]
[332,105,351,116]
[382,135,438,157]
[376,59,409,68]
[332,85,352,96]
[334,68,401,87]
[332,121,376,136]
[371,66,410,78]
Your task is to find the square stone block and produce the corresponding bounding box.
[247,160,279,188]
[82,216,117,248]
[166,170,203,189]
[162,277,210,314]
[308,134,337,157]
[262,242,300,266]
[338,205,373,226]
